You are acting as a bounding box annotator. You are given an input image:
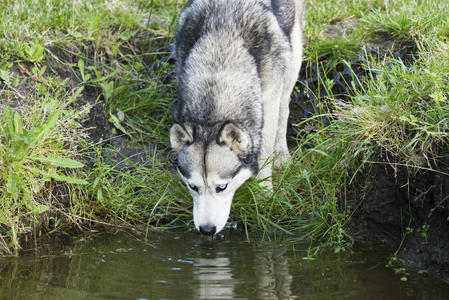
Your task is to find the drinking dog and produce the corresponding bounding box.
[170,0,305,235]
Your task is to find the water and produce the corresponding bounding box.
[0,230,448,299]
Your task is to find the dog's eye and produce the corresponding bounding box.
[216,183,228,193]
[188,183,198,192]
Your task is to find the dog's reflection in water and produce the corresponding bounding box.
[193,251,292,299]
[193,257,233,299]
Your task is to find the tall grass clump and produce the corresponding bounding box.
[329,41,449,175]
[0,85,89,255]
[362,0,449,41]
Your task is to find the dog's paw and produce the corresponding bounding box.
[259,178,273,191]
[273,150,291,169]
[256,166,273,191]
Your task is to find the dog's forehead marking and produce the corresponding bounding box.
[179,142,246,189]
[205,144,241,182]
[178,143,205,182]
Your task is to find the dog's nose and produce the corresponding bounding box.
[199,225,216,235]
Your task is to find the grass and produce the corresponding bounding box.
[0,0,183,255]
[0,0,448,255]
[332,45,449,169]
[0,74,89,254]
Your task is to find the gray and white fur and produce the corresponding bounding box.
[170,0,305,235]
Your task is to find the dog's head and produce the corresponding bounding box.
[170,122,258,235]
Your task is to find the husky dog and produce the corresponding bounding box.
[170,0,305,235]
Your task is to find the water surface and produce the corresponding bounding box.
[0,230,448,299]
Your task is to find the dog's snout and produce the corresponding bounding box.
[199,224,216,235]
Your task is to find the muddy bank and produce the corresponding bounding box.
[340,162,449,280]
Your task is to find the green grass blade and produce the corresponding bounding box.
[31,167,88,185]
[27,156,85,168]
[30,111,60,148]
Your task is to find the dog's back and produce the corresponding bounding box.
[173,0,303,142]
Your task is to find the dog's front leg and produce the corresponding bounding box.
[273,85,292,169]
[274,22,304,169]
[257,84,283,189]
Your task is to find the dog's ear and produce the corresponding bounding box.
[170,123,193,151]
[218,122,250,156]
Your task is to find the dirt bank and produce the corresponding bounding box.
[341,161,449,280]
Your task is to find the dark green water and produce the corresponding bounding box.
[0,230,448,299]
